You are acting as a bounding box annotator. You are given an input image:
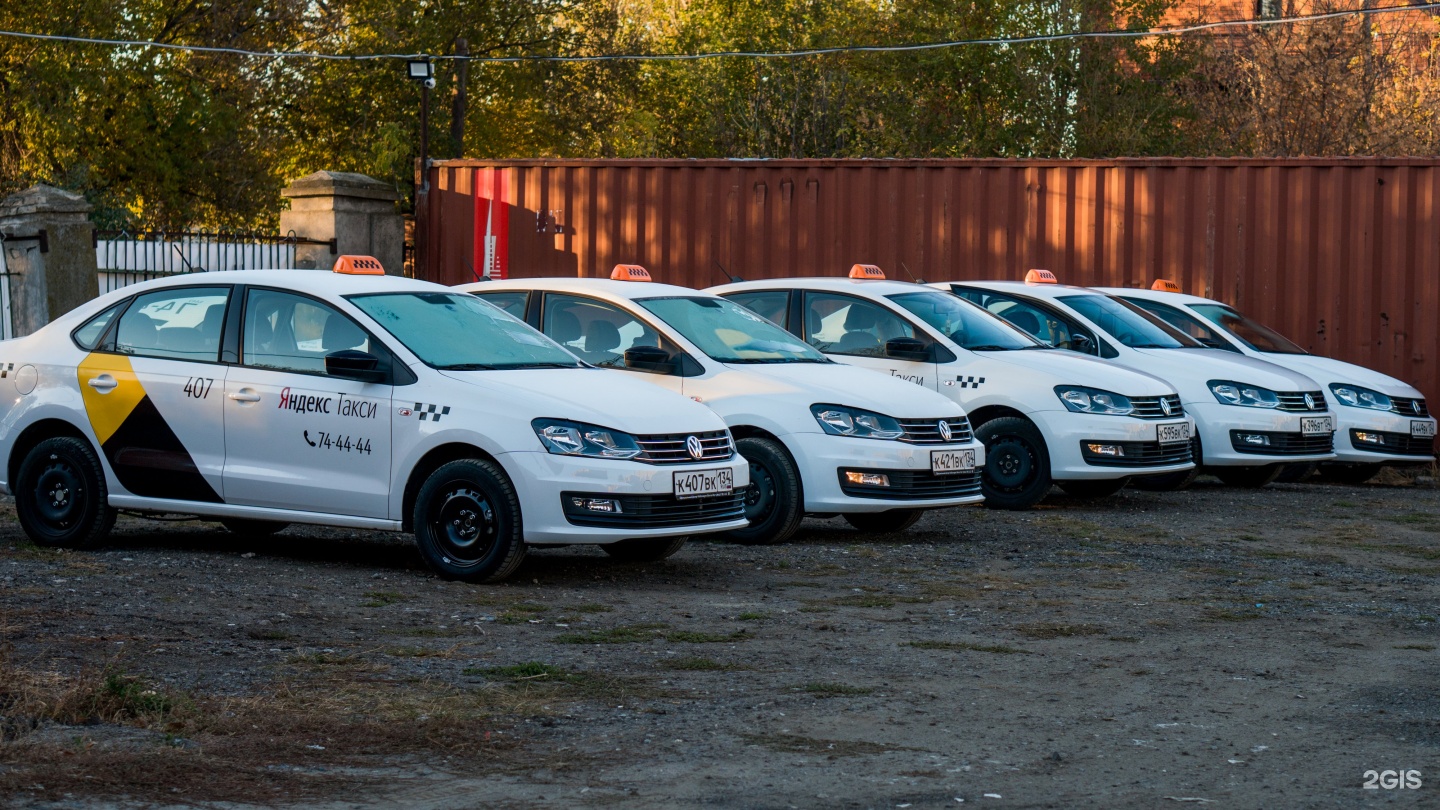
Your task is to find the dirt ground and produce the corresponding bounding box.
[2,471,1438,809]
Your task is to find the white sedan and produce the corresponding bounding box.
[0,257,748,582]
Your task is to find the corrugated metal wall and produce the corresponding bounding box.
[420,157,1440,403]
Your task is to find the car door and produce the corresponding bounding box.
[536,292,687,395]
[76,285,231,503]
[799,291,938,390]
[221,287,393,518]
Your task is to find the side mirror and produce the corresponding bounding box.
[623,345,675,374]
[325,349,386,383]
[1070,334,1095,354]
[885,337,934,362]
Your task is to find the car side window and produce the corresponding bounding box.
[725,290,789,328]
[242,289,372,375]
[802,292,916,358]
[541,293,676,368]
[1128,299,1238,352]
[475,291,529,320]
[954,288,1109,357]
[113,287,230,363]
[72,302,125,350]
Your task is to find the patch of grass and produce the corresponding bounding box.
[473,662,569,680]
[1395,644,1436,651]
[1383,513,1440,530]
[384,645,463,659]
[905,640,1028,654]
[1016,623,1106,640]
[359,590,409,607]
[566,603,613,614]
[665,629,750,644]
[1035,516,1105,539]
[1236,534,1265,542]
[663,657,736,671]
[552,623,668,644]
[799,682,874,698]
[737,612,769,621]
[1107,636,1140,643]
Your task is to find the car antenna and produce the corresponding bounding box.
[465,258,485,283]
[172,244,199,274]
[714,260,743,284]
[899,262,925,285]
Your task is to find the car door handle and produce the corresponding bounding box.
[87,375,117,393]
[227,389,261,403]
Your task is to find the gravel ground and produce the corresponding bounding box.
[2,474,1438,809]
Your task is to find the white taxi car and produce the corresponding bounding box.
[709,267,1196,510]
[944,273,1336,489]
[1101,281,1437,484]
[0,257,748,582]
[461,266,985,543]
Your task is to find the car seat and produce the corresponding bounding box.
[118,313,160,354]
[1005,309,1042,338]
[321,314,367,353]
[197,304,226,351]
[548,309,582,346]
[838,305,882,354]
[583,320,622,363]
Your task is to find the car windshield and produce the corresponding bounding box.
[349,292,583,369]
[888,291,1042,351]
[1190,303,1309,355]
[636,296,828,364]
[1057,294,1201,349]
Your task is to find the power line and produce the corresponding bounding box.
[0,3,1436,63]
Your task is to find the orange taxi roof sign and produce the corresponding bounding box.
[333,255,385,275]
[1151,278,1183,292]
[611,264,652,281]
[849,264,886,280]
[1024,269,1057,284]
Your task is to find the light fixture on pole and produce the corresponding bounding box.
[407,57,435,195]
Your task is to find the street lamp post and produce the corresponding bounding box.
[407,57,435,194]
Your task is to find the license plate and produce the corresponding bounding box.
[931,449,976,475]
[1301,416,1334,435]
[1157,422,1191,443]
[1413,420,1437,438]
[673,467,734,499]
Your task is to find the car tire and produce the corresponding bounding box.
[1317,462,1383,485]
[413,459,527,583]
[975,417,1051,511]
[843,509,924,534]
[719,436,803,545]
[220,519,289,537]
[1056,478,1129,499]
[1275,461,1319,483]
[1129,466,1201,492]
[1213,464,1283,489]
[601,536,688,562]
[15,436,116,550]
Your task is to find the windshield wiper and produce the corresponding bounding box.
[435,362,497,370]
[508,361,580,369]
[1128,343,1174,349]
[966,344,1018,351]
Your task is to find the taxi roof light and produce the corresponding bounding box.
[1024,269,1057,284]
[611,264,652,281]
[333,255,385,275]
[849,264,886,280]
[1151,278,1183,292]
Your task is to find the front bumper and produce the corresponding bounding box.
[1030,410,1196,481]
[786,431,987,512]
[502,451,750,544]
[1188,401,1337,466]
[1332,409,1437,463]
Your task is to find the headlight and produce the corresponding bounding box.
[1329,383,1392,411]
[532,418,642,459]
[1208,380,1279,408]
[810,404,905,440]
[1054,386,1134,415]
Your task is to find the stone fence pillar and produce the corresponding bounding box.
[0,185,99,337]
[279,171,403,275]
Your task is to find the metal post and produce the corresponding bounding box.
[419,81,431,195]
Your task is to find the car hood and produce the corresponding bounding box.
[439,367,728,435]
[968,348,1178,397]
[1270,354,1425,398]
[1127,348,1323,399]
[721,361,964,418]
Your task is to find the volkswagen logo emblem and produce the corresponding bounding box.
[1160,398,1173,416]
[938,420,953,442]
[1304,393,1316,410]
[1415,400,1423,413]
[686,435,704,459]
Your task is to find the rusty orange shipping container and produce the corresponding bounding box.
[418,157,1440,405]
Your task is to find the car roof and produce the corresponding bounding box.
[1095,286,1224,307]
[469,277,710,302]
[942,279,1098,301]
[97,269,452,301]
[715,277,936,298]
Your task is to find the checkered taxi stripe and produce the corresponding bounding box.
[956,375,986,389]
[414,403,451,422]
